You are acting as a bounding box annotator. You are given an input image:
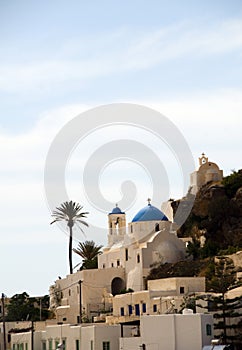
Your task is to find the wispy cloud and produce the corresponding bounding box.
[0,18,241,93]
[0,104,89,244]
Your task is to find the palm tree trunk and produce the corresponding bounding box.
[69,225,73,274]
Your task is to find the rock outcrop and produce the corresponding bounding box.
[172,170,242,251]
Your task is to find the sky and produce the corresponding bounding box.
[0,0,242,296]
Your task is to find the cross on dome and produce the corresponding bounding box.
[147,198,151,205]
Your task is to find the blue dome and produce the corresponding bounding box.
[109,205,125,215]
[132,204,168,222]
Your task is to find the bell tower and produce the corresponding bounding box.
[199,152,208,166]
[108,204,126,246]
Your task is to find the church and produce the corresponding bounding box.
[190,153,223,195]
[98,200,186,293]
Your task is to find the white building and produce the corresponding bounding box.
[10,313,213,350]
[120,313,213,350]
[107,277,206,324]
[10,322,126,350]
[51,268,124,324]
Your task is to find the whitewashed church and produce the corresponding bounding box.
[98,200,185,292]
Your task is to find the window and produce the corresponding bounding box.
[13,345,16,350]
[117,259,120,267]
[25,344,28,350]
[62,339,66,350]
[155,223,159,232]
[125,248,128,261]
[128,304,132,315]
[103,264,105,268]
[90,340,93,350]
[48,340,53,350]
[137,254,140,263]
[206,324,212,336]
[120,307,124,316]
[55,341,59,349]
[102,342,110,350]
[208,300,217,312]
[69,289,71,296]
[142,303,146,313]
[130,225,133,233]
[180,286,185,294]
[153,304,157,313]
[135,304,140,316]
[42,342,47,350]
[75,340,79,350]
[111,263,114,267]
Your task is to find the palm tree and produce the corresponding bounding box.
[73,240,103,270]
[50,201,89,274]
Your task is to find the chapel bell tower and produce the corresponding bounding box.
[108,204,126,246]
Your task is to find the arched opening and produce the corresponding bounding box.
[155,223,159,232]
[111,277,125,296]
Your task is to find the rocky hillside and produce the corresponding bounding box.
[147,170,242,285]
[173,169,242,255]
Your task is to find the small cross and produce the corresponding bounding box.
[115,203,118,207]
[147,198,151,205]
